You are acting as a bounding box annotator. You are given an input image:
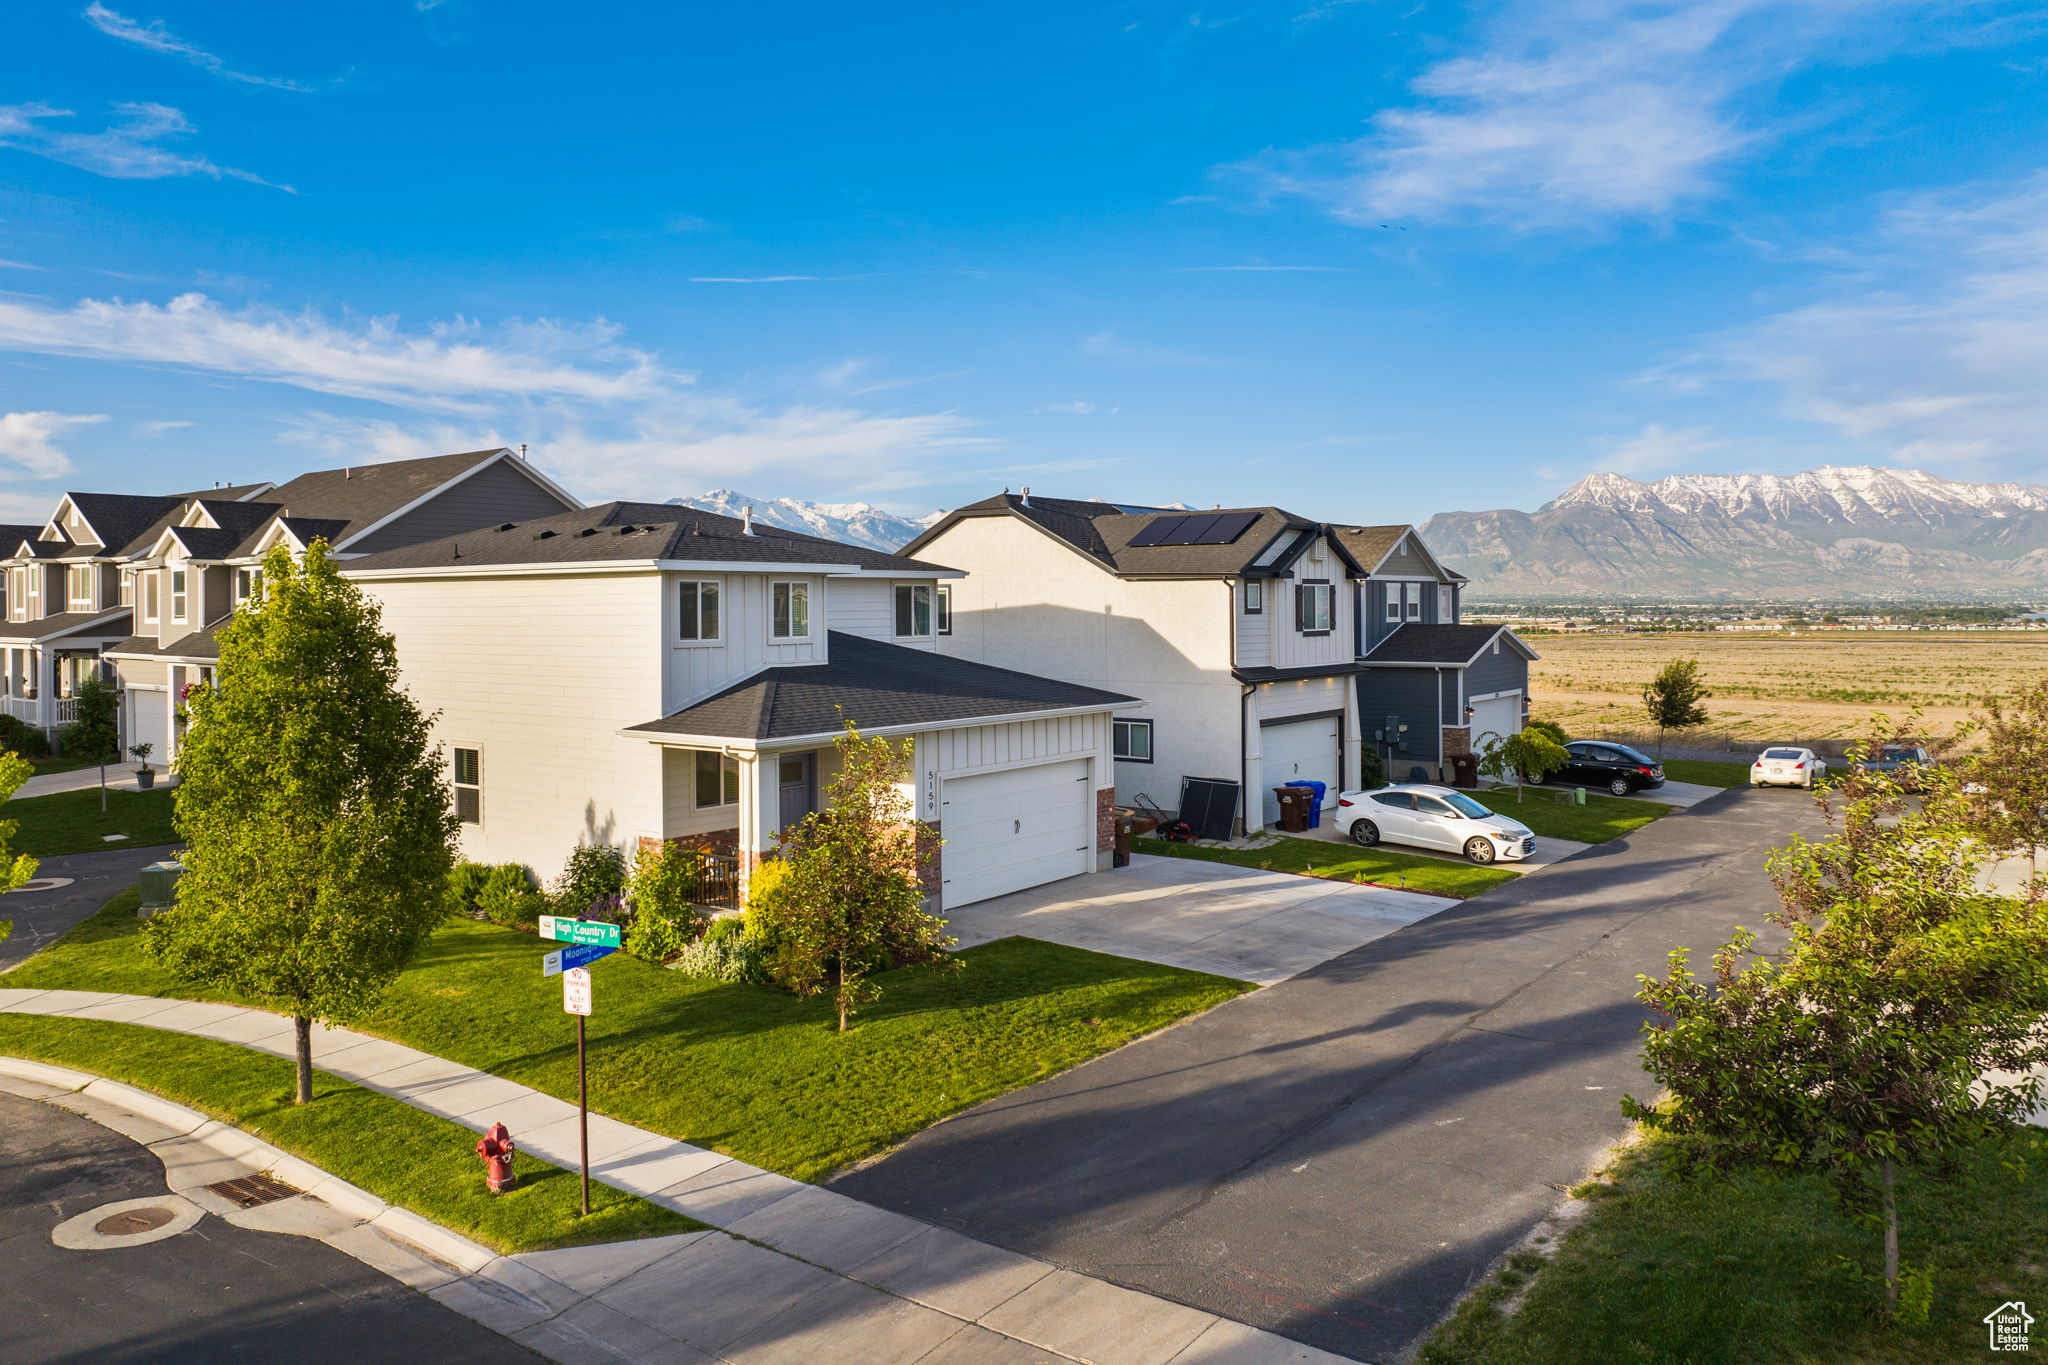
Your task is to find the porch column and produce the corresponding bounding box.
[33,648,53,732]
[737,749,775,876]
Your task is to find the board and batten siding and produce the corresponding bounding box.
[826,576,940,649]
[1464,634,1530,699]
[345,459,577,555]
[910,712,1113,856]
[1272,536,1356,671]
[1357,667,1445,766]
[662,571,827,713]
[1236,589,1271,670]
[361,570,667,879]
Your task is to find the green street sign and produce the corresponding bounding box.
[538,915,622,948]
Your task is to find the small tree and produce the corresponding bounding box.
[1957,679,2048,892]
[1641,658,1711,757]
[144,544,457,1104]
[749,722,958,1030]
[1625,729,2048,1317]
[62,671,121,812]
[0,748,40,946]
[1476,727,1567,802]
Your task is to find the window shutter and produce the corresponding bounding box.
[1295,583,1307,631]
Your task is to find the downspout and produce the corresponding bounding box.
[1230,580,1252,836]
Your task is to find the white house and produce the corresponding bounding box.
[343,501,1136,910]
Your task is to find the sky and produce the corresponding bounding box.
[2,1,2047,527]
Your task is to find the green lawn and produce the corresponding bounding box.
[5,786,178,855]
[29,753,106,776]
[0,1012,698,1254]
[1421,1128,2048,1365]
[1133,833,1520,899]
[1660,758,1752,788]
[8,890,1250,1182]
[1470,787,1668,844]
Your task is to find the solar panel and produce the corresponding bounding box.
[1167,512,1226,543]
[1125,515,1189,548]
[1202,511,1259,544]
[1126,510,1263,547]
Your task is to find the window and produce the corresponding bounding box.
[234,568,261,604]
[1113,718,1153,762]
[1243,580,1264,614]
[893,583,932,637]
[1297,582,1334,633]
[141,573,160,624]
[7,568,21,622]
[677,580,720,641]
[1438,584,1454,622]
[1405,583,1423,621]
[935,584,952,635]
[170,569,188,623]
[452,748,482,824]
[120,568,134,605]
[1370,791,1415,809]
[1414,796,1456,819]
[695,750,741,807]
[771,581,811,639]
[68,565,93,608]
[1384,584,1400,622]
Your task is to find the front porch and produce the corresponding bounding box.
[646,741,840,909]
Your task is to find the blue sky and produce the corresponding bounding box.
[2,1,2046,526]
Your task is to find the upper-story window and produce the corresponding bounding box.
[120,568,134,605]
[936,584,952,635]
[677,580,720,641]
[1438,584,1454,622]
[67,565,94,610]
[234,568,262,604]
[1297,581,1334,634]
[771,581,812,640]
[170,569,189,624]
[893,583,932,637]
[1405,583,1423,620]
[1384,584,1401,623]
[1243,580,1264,614]
[141,572,160,624]
[8,568,23,622]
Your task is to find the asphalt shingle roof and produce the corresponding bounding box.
[1363,623,1514,665]
[346,502,959,575]
[921,493,1310,578]
[0,609,132,644]
[625,631,1134,741]
[255,449,507,544]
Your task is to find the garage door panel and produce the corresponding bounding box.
[940,759,1092,909]
[129,689,168,757]
[1469,693,1522,750]
[1260,717,1341,826]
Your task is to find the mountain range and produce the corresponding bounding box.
[666,490,941,552]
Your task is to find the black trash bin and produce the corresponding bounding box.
[1112,813,1137,868]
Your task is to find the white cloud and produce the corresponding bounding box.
[1037,400,1113,415]
[1081,329,1225,368]
[0,102,290,190]
[0,411,105,478]
[83,4,313,91]
[1686,172,2048,476]
[1226,1,2002,229]
[1605,422,1731,474]
[0,259,40,271]
[690,276,824,284]
[134,418,194,435]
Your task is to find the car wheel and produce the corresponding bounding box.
[1350,819,1380,847]
[1608,776,1633,796]
[1464,837,1496,864]
[1526,769,1547,785]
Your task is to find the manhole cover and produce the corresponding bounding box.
[95,1206,177,1236]
[204,1174,301,1209]
[9,877,73,893]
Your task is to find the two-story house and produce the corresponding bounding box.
[905,492,1536,832]
[107,447,579,762]
[342,502,1136,910]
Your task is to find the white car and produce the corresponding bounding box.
[1330,784,1537,864]
[1751,746,1826,789]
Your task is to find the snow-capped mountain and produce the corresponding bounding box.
[666,490,941,554]
[1424,466,2048,601]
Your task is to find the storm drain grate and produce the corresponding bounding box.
[204,1174,301,1209]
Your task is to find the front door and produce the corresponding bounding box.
[777,754,814,833]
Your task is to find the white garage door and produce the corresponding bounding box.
[128,688,169,759]
[1260,715,1341,826]
[1469,692,1523,752]
[939,758,1093,909]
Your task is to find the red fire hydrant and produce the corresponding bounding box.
[477,1123,516,1193]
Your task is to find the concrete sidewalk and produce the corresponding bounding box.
[14,765,177,800]
[0,987,1348,1365]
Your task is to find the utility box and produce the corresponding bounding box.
[137,859,185,917]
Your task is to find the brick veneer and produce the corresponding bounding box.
[1441,726,1472,758]
[1096,787,1117,851]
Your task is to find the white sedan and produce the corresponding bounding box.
[1751,746,1826,789]
[1330,784,1537,864]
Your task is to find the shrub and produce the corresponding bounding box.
[0,714,50,758]
[1525,718,1569,747]
[445,861,493,917]
[670,915,767,982]
[627,839,708,924]
[551,843,626,917]
[1357,745,1386,790]
[624,908,699,963]
[476,863,543,929]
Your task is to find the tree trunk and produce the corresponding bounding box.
[835,959,847,1032]
[293,1014,313,1104]
[1881,1157,1900,1316]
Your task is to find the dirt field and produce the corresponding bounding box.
[1527,631,2048,750]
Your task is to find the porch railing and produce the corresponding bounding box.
[687,852,743,914]
[54,696,79,726]
[1,696,38,724]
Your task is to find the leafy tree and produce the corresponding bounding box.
[749,723,958,1030]
[1957,679,2048,892]
[0,748,40,946]
[1625,730,2048,1317]
[623,839,708,959]
[1524,717,1569,747]
[1641,658,1711,756]
[1476,727,1568,802]
[61,672,121,811]
[144,544,457,1104]
[551,842,628,917]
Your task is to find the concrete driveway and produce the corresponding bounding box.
[945,855,1460,986]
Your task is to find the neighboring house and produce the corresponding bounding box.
[905,492,1536,831]
[105,448,579,762]
[343,502,1136,910]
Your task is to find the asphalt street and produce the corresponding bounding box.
[0,844,175,972]
[834,786,1829,1363]
[0,1092,528,1363]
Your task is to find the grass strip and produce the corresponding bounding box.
[1659,758,1753,788]
[9,889,1251,1183]
[0,1012,702,1254]
[1134,834,1520,899]
[1421,1128,2048,1365]
[1469,787,1668,844]
[6,786,179,856]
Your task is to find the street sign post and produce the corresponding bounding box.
[542,943,616,977]
[562,966,593,1215]
[539,916,622,948]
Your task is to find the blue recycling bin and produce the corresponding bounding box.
[1284,779,1327,829]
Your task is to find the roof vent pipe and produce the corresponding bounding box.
[742,506,756,535]
[1020,486,1032,507]
[344,467,352,479]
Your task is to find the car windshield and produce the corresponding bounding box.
[1441,791,1491,819]
[1763,748,1804,760]
[1878,747,1918,761]
[1611,745,1653,765]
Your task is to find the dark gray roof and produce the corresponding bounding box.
[908,493,1315,578]
[253,449,510,547]
[0,525,41,558]
[107,616,228,660]
[65,492,190,552]
[1364,623,1518,666]
[163,526,245,559]
[625,632,1134,741]
[0,609,131,644]
[273,516,352,549]
[346,502,958,575]
[1233,661,1374,685]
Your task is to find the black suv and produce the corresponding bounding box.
[1538,741,1666,796]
